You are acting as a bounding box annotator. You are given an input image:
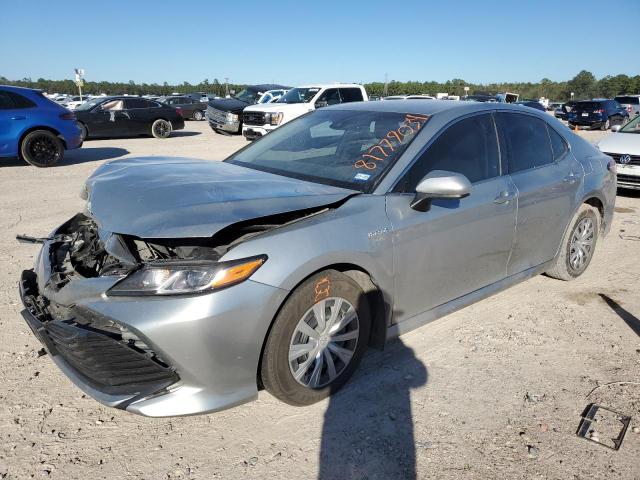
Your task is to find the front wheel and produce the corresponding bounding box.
[546,204,599,281]
[20,130,64,167]
[151,119,172,139]
[261,270,371,406]
[193,110,204,121]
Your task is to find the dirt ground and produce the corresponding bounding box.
[1,120,639,480]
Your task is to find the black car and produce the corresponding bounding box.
[567,99,629,130]
[515,100,546,112]
[75,97,185,139]
[205,83,290,134]
[158,96,206,120]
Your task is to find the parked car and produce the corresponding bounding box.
[158,96,206,120]
[596,114,640,189]
[241,84,368,140]
[515,100,546,112]
[206,84,290,134]
[185,92,208,103]
[65,96,92,110]
[0,85,82,167]
[18,101,615,416]
[567,99,629,130]
[614,95,640,118]
[74,96,184,140]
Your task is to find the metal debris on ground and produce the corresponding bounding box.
[576,404,631,450]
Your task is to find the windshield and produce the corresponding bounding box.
[233,88,260,104]
[277,87,320,104]
[226,110,430,192]
[620,115,640,133]
[75,97,108,111]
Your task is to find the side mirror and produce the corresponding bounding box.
[410,170,471,212]
[611,124,622,132]
[315,100,329,109]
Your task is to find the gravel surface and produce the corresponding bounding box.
[1,120,639,480]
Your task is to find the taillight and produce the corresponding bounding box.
[59,112,76,120]
[175,107,183,117]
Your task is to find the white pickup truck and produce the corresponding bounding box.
[241,83,368,140]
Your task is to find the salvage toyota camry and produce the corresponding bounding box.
[18,101,616,416]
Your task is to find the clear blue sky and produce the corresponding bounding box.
[1,0,638,86]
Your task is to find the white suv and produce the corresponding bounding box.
[241,84,368,140]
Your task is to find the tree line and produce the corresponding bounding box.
[1,70,638,101]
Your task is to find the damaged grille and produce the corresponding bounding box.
[44,320,178,394]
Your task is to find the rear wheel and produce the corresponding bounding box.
[20,130,63,167]
[79,123,88,141]
[151,119,172,138]
[601,118,610,131]
[261,270,371,406]
[193,110,203,121]
[546,204,599,281]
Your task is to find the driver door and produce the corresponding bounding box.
[386,113,517,323]
[90,99,128,137]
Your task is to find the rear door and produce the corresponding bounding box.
[495,112,582,275]
[0,91,36,156]
[387,113,517,321]
[124,98,157,134]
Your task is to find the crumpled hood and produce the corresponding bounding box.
[84,157,355,238]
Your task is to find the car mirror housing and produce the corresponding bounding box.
[410,170,472,212]
[611,125,621,132]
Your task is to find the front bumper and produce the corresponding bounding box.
[242,125,274,140]
[18,237,288,417]
[616,164,640,190]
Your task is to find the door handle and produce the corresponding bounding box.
[563,173,579,184]
[11,116,26,120]
[493,191,516,204]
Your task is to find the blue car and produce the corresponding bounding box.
[0,85,82,166]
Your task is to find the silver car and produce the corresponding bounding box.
[18,101,616,417]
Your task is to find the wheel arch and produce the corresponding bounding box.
[18,125,66,151]
[256,262,388,389]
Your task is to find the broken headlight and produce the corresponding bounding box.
[107,256,266,296]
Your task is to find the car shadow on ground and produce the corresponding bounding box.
[0,147,129,167]
[319,336,428,480]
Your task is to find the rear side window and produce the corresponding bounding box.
[496,113,554,173]
[125,98,154,109]
[547,126,568,160]
[615,96,640,105]
[395,113,500,192]
[339,88,364,103]
[0,91,36,109]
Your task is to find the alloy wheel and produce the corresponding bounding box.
[154,120,170,138]
[28,134,60,165]
[288,297,359,389]
[569,217,594,271]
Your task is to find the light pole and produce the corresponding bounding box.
[74,68,85,100]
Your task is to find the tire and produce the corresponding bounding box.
[600,118,610,131]
[151,119,172,139]
[545,204,600,281]
[261,270,371,406]
[20,130,64,167]
[79,123,88,141]
[193,110,204,121]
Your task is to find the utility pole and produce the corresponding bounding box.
[224,77,229,97]
[383,73,388,97]
[74,68,85,100]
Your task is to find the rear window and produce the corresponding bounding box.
[573,102,600,111]
[615,96,640,105]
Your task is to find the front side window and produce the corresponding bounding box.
[316,89,340,106]
[496,113,554,173]
[395,114,500,193]
[227,110,430,192]
[100,99,124,111]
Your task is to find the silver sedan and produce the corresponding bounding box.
[18,101,616,416]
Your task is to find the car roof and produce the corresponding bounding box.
[0,84,41,94]
[327,99,559,121]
